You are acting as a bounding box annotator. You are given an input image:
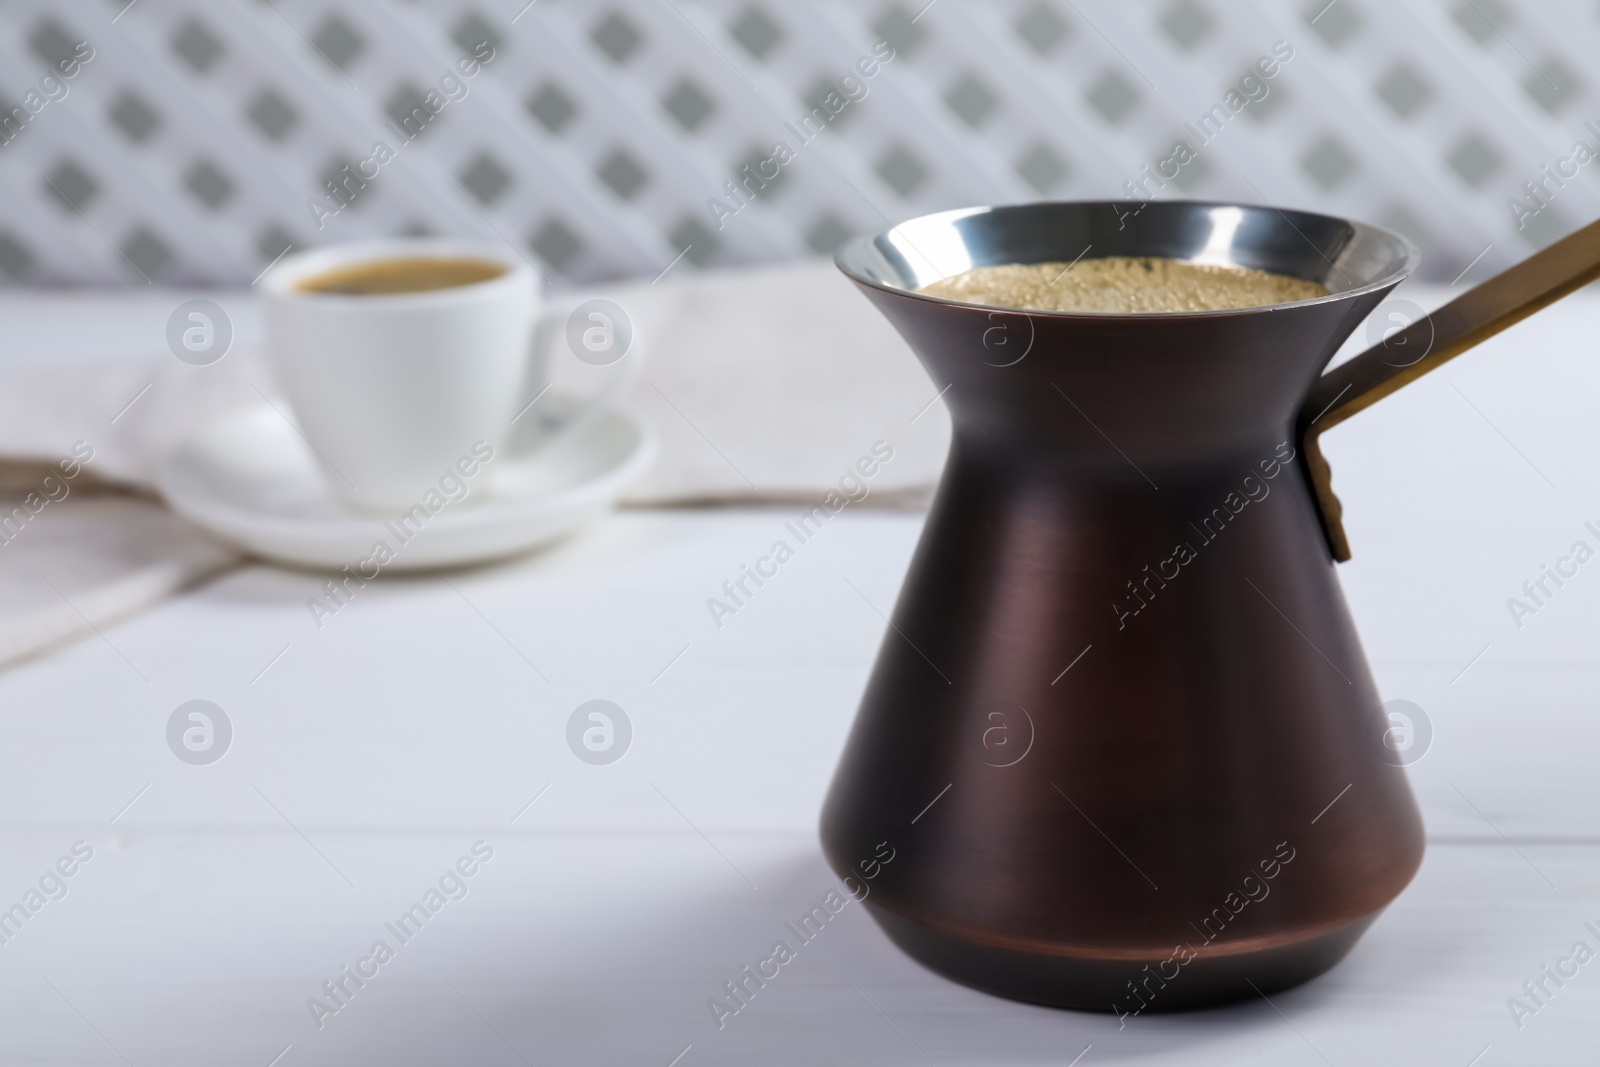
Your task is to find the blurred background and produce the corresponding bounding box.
[2,0,1595,289]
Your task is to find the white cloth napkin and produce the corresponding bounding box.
[585,260,949,504]
[0,492,237,668]
[0,259,949,667]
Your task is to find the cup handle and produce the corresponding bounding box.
[503,300,640,463]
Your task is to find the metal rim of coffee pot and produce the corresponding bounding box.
[833,199,1419,319]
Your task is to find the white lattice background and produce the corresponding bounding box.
[1,0,1597,287]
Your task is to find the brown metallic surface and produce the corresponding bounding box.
[821,236,1428,1011]
[1302,217,1600,560]
[870,907,1378,1012]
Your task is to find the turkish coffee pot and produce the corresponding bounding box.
[823,201,1600,1011]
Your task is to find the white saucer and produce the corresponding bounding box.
[156,402,656,570]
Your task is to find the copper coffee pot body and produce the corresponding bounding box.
[822,201,1600,1011]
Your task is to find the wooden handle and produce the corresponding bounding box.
[1302,218,1600,562]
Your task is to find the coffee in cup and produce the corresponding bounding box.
[294,256,509,296]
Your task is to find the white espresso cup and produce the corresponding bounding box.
[262,239,626,512]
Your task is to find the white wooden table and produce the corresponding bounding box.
[2,289,1599,1063]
